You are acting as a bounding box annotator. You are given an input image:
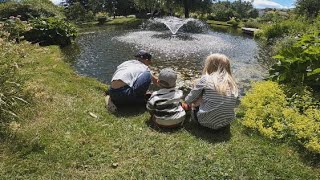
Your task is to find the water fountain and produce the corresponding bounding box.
[66,16,267,94]
[153,16,194,35]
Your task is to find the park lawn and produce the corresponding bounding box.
[207,20,231,27]
[0,44,319,179]
[76,17,143,32]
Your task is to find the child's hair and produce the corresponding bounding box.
[202,53,238,97]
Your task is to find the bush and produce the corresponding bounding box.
[85,11,95,22]
[64,2,86,22]
[214,9,236,22]
[95,12,108,25]
[238,81,320,153]
[260,11,289,23]
[1,16,31,42]
[257,23,290,41]
[244,18,261,28]
[239,81,288,139]
[270,32,320,88]
[207,14,215,20]
[227,17,239,28]
[24,17,77,46]
[0,1,62,21]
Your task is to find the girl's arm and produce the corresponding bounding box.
[185,77,206,104]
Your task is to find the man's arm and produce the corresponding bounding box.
[151,73,159,86]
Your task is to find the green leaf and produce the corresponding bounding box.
[307,68,320,77]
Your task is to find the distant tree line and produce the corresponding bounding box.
[62,0,262,21]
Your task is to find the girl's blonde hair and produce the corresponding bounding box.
[202,53,238,97]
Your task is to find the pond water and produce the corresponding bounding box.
[63,22,267,94]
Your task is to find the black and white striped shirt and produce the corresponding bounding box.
[147,88,186,127]
[185,75,237,129]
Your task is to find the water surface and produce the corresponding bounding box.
[63,23,267,94]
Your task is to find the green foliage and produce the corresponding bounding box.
[239,81,320,153]
[95,12,108,25]
[24,17,77,46]
[270,32,320,88]
[227,17,239,28]
[64,2,86,22]
[295,0,320,18]
[239,81,288,139]
[211,1,258,21]
[0,0,63,21]
[259,11,289,23]
[257,19,306,41]
[244,18,261,28]
[1,16,31,42]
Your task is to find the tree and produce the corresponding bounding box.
[133,0,212,18]
[295,0,320,18]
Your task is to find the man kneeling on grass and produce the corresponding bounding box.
[106,50,158,112]
[146,68,187,128]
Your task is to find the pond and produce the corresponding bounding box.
[63,20,267,95]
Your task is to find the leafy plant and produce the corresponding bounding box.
[239,81,320,153]
[24,17,77,46]
[95,12,108,25]
[0,1,62,21]
[244,18,261,29]
[2,16,31,42]
[227,17,239,28]
[270,32,320,88]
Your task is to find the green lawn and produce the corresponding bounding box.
[76,17,143,32]
[0,45,319,179]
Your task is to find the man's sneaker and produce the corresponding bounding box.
[105,95,117,113]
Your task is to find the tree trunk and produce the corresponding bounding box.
[183,0,189,18]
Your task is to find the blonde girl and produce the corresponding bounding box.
[185,53,238,129]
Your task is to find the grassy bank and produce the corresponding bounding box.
[76,17,143,33]
[0,44,319,179]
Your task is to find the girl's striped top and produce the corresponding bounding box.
[185,75,237,129]
[147,88,186,127]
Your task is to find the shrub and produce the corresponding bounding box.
[258,23,290,41]
[207,14,215,20]
[238,81,320,153]
[270,32,320,88]
[257,18,307,41]
[214,9,235,22]
[96,12,108,25]
[259,11,289,23]
[1,16,31,42]
[64,2,86,22]
[227,17,239,28]
[244,18,261,29]
[239,81,288,139]
[0,1,62,21]
[23,17,77,46]
[84,11,95,22]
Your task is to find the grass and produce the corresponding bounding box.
[0,43,319,179]
[76,17,143,33]
[207,20,232,27]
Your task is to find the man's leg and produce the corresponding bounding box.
[109,86,131,107]
[131,71,152,104]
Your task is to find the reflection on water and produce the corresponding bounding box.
[63,23,268,95]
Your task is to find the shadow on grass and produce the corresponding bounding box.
[297,145,320,168]
[144,117,183,133]
[145,115,232,144]
[113,106,147,117]
[183,117,232,144]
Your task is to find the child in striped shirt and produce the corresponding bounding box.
[185,54,239,130]
[146,68,186,128]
